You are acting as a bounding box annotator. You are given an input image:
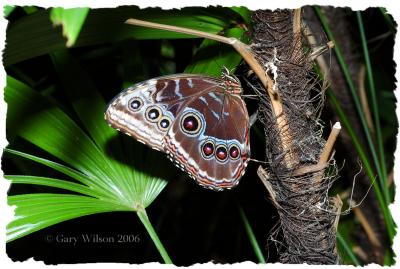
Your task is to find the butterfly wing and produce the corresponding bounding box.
[105,75,222,151]
[163,89,250,190]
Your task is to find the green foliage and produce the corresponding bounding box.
[239,205,266,263]
[22,6,38,15]
[50,7,90,47]
[185,27,246,76]
[4,70,170,260]
[4,6,248,66]
[4,6,253,263]
[337,232,361,265]
[356,11,390,206]
[5,72,168,237]
[4,5,16,17]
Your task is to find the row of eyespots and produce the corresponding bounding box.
[129,97,171,131]
[201,140,240,162]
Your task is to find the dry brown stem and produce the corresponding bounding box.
[292,163,327,176]
[350,200,381,248]
[352,246,368,262]
[333,195,343,232]
[309,41,335,61]
[318,122,342,165]
[125,18,234,44]
[257,166,279,207]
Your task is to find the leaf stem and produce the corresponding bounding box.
[337,232,361,265]
[125,18,234,44]
[356,11,390,205]
[238,205,266,263]
[137,210,172,264]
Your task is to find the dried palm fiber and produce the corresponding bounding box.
[249,9,342,264]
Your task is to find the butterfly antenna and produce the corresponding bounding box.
[241,76,259,94]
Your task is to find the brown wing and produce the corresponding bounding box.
[105,74,222,151]
[163,89,250,191]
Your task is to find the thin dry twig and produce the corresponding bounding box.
[309,41,335,61]
[125,18,234,44]
[318,122,342,165]
[257,166,279,207]
[352,246,369,262]
[350,199,382,248]
[293,8,303,52]
[333,195,343,232]
[315,122,341,184]
[292,163,327,176]
[304,24,332,81]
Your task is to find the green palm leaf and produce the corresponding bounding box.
[4,74,170,261]
[4,6,246,66]
[50,7,90,47]
[4,5,16,18]
[185,27,247,76]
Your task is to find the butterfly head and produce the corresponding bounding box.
[221,67,243,95]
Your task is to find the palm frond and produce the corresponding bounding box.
[4,74,169,261]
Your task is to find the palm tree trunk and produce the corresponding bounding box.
[250,9,342,264]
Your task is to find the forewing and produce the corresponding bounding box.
[105,75,222,151]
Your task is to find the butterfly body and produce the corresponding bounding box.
[105,71,250,191]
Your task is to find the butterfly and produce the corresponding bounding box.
[105,68,250,191]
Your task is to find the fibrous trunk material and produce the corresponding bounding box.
[250,9,342,264]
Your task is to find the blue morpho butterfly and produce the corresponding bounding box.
[105,67,250,191]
